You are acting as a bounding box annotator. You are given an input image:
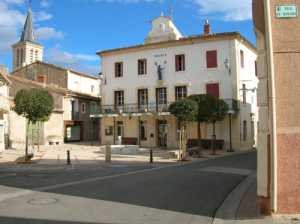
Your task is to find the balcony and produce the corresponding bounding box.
[98,102,171,116]
[96,99,238,117]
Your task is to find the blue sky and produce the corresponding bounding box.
[0,0,254,75]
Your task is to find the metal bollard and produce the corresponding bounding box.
[150,149,153,164]
[105,145,111,163]
[67,150,71,165]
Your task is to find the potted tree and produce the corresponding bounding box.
[169,99,198,160]
[208,99,229,155]
[13,88,54,162]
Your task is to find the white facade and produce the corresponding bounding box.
[0,68,10,152]
[67,71,101,97]
[98,18,258,150]
[102,39,258,149]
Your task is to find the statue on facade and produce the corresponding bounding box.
[155,61,166,81]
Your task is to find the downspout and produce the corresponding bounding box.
[264,0,277,213]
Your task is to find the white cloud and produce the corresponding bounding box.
[46,47,99,75]
[191,0,252,21]
[0,1,25,53]
[0,1,61,54]
[34,10,53,21]
[3,0,24,5]
[35,27,64,40]
[40,0,50,8]
[95,0,162,3]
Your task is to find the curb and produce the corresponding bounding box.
[212,171,257,224]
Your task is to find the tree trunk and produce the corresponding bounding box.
[178,121,182,161]
[25,120,29,161]
[212,121,216,155]
[197,121,202,156]
[181,123,187,161]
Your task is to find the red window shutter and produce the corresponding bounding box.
[206,50,217,68]
[206,83,219,99]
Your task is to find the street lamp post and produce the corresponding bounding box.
[228,110,235,152]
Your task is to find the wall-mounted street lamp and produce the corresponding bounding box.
[224,59,231,74]
[228,109,235,152]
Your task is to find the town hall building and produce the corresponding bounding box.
[97,15,258,150]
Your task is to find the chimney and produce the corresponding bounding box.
[204,19,211,35]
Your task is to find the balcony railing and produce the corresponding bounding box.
[99,102,172,115]
[97,99,238,116]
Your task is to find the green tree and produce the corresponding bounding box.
[188,94,216,146]
[13,88,54,160]
[169,99,198,160]
[208,99,229,155]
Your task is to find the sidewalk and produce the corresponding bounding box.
[214,173,300,224]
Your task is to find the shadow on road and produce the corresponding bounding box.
[0,152,257,222]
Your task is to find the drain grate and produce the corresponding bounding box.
[27,197,59,205]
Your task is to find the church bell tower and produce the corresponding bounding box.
[12,3,43,71]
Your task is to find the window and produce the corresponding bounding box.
[114,91,124,109]
[240,50,245,68]
[175,86,187,101]
[91,85,95,93]
[206,83,219,99]
[242,84,246,104]
[30,49,33,63]
[206,50,217,68]
[81,103,86,113]
[138,59,147,75]
[115,62,123,77]
[117,121,124,137]
[37,75,46,83]
[140,121,147,141]
[35,50,38,60]
[255,60,258,76]
[16,49,20,67]
[175,54,185,72]
[20,49,24,65]
[138,89,148,111]
[243,120,247,141]
[156,88,167,105]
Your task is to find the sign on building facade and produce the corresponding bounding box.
[276,5,298,18]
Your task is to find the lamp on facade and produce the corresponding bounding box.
[224,59,231,74]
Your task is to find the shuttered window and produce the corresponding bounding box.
[175,86,187,101]
[206,50,217,68]
[206,83,219,99]
[138,59,147,75]
[175,54,185,72]
[240,50,245,68]
[115,62,123,78]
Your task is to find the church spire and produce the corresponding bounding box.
[20,3,35,43]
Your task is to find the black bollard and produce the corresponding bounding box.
[67,150,71,165]
[150,149,153,164]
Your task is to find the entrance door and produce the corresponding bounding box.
[116,121,124,144]
[157,120,167,148]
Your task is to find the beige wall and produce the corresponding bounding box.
[253,0,300,214]
[101,114,254,150]
[43,112,64,143]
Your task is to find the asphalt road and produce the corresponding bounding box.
[0,151,256,224]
